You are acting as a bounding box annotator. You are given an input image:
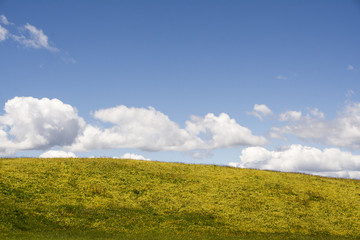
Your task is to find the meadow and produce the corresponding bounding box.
[0,158,359,240]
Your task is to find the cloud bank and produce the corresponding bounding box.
[2,96,360,179]
[69,105,267,152]
[272,103,360,150]
[0,97,266,156]
[229,145,360,179]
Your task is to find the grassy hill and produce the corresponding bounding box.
[1,158,359,240]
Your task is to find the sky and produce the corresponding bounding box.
[1,0,360,179]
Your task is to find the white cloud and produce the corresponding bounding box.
[279,110,302,121]
[70,105,201,152]
[185,113,268,148]
[267,130,287,140]
[0,15,11,25]
[69,106,267,153]
[272,103,360,150]
[39,150,77,158]
[0,15,59,52]
[249,104,273,120]
[229,144,360,179]
[276,75,287,80]
[0,98,266,157]
[346,89,355,99]
[311,170,360,179]
[0,15,74,60]
[0,127,16,155]
[0,97,85,155]
[308,108,325,119]
[254,104,273,116]
[347,65,358,71]
[188,150,213,160]
[119,153,150,161]
[13,23,58,52]
[0,25,8,41]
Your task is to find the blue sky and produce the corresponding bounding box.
[1,1,360,178]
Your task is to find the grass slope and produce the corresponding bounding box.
[1,158,359,240]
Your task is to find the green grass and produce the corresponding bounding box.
[1,158,359,239]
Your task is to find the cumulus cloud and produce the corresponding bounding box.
[0,97,266,157]
[248,104,273,120]
[39,150,77,158]
[0,25,8,41]
[13,23,58,52]
[272,103,360,150]
[118,153,150,161]
[279,110,302,121]
[185,113,268,148]
[0,127,16,155]
[229,144,360,179]
[69,106,267,153]
[70,105,201,152]
[0,97,85,155]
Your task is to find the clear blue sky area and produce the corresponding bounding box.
[1,1,360,178]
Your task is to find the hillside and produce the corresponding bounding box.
[0,158,359,240]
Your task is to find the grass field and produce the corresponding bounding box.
[1,158,359,239]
